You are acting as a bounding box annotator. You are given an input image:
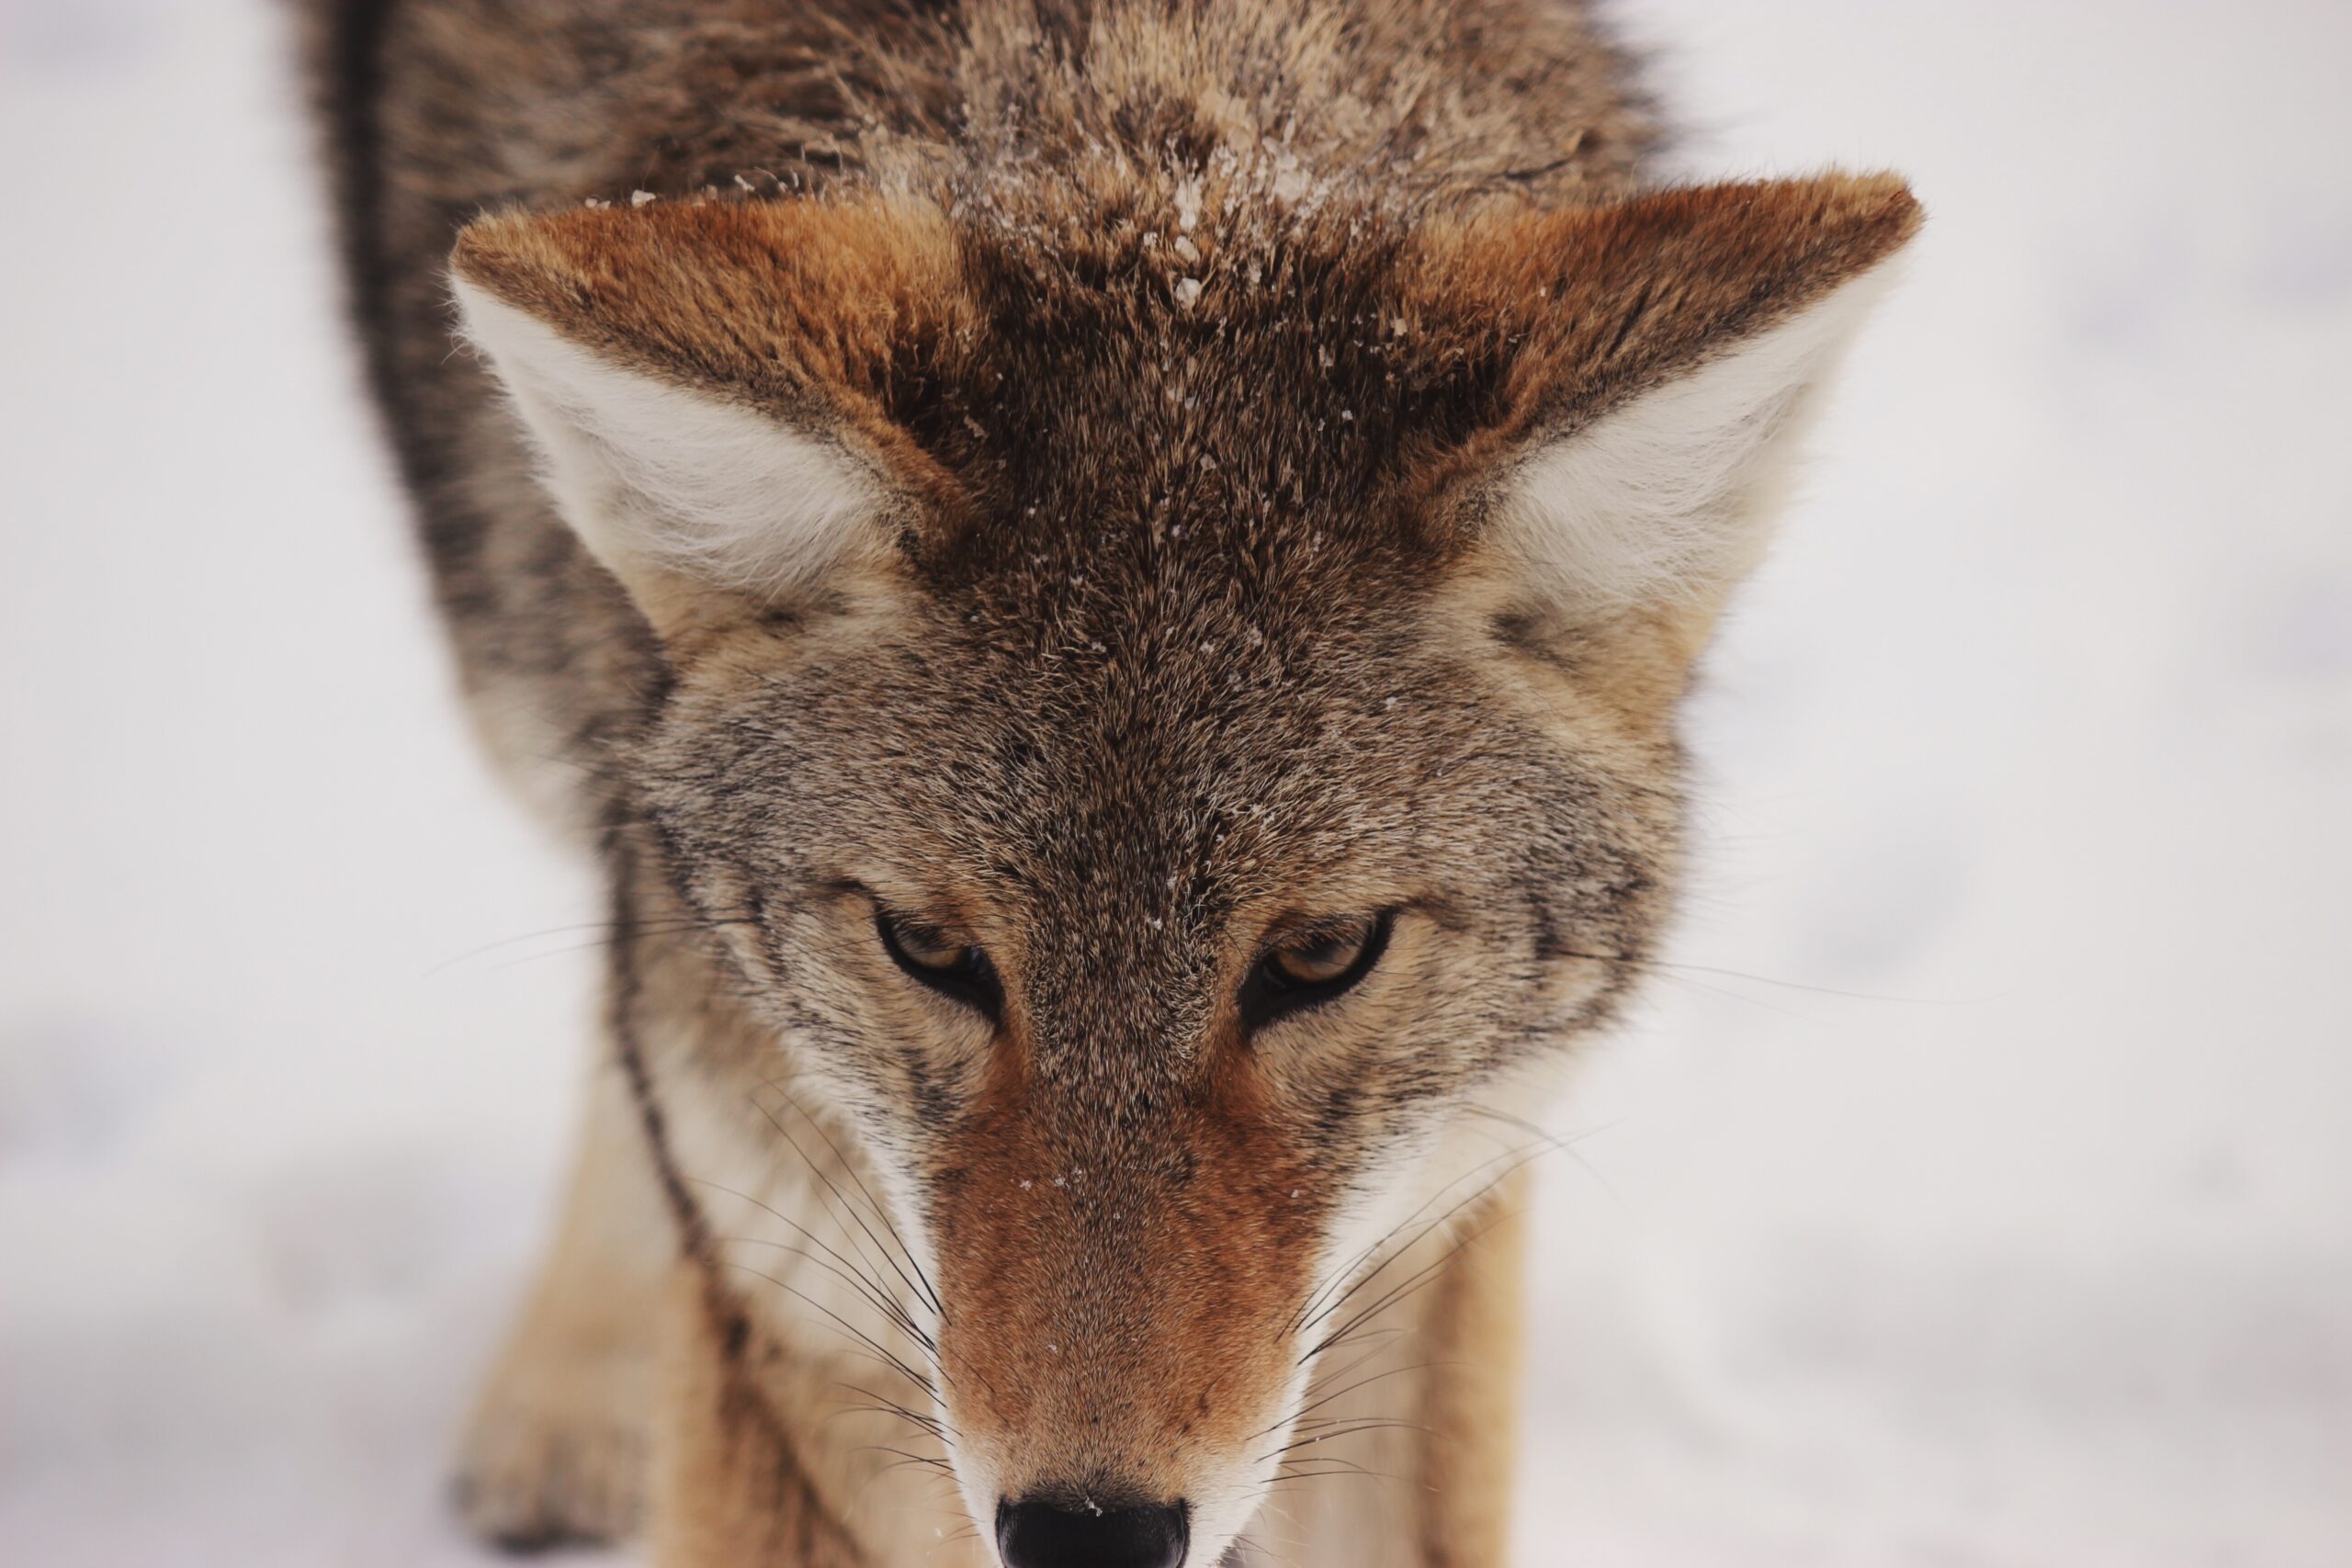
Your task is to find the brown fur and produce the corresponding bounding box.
[303,1,1915,1562]
[448,172,1917,580]
[928,1040,1325,1506]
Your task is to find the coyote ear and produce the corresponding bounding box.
[449,199,967,637]
[1440,174,1921,620]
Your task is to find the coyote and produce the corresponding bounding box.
[305,1,1915,1562]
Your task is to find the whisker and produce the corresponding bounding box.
[1280,1359,1446,1433]
[1458,1104,1630,1213]
[1292,1129,1553,1334]
[749,1072,1011,1411]
[757,1076,944,1317]
[701,1162,936,1349]
[831,1382,953,1441]
[860,1445,956,1476]
[709,1224,934,1349]
[743,1091,933,1334]
[723,1264,936,1393]
[1249,1337,1405,1441]
[1263,1417,1429,1461]
[1263,1459,1397,1486]
[427,913,761,977]
[1306,1195,1521,1362]
[1296,1133,1553,1341]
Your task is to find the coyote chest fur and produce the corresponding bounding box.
[307,1,1916,1562]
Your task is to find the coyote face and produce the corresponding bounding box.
[629,483,1677,1544]
[447,170,1914,1560]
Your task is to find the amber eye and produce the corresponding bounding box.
[1270,920,1377,984]
[876,908,1001,1020]
[1240,911,1394,1031]
[886,919,970,972]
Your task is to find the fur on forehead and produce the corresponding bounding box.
[450,174,1917,617]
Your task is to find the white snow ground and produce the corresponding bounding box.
[2,1,2347,1564]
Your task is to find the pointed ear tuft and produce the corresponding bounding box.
[448,199,971,634]
[1422,173,1921,615]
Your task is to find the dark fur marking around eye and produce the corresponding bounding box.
[876,908,1004,1021]
[1240,910,1395,1032]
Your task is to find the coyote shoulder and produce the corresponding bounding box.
[306,1,1916,1562]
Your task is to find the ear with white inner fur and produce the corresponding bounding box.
[453,279,888,630]
[1492,267,1899,613]
[446,197,969,638]
[1422,173,1921,629]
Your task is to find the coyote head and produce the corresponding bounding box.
[454,173,1916,1563]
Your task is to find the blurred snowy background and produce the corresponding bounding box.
[3,1,2346,1563]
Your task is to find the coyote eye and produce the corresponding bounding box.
[1241,911,1394,1030]
[876,908,1002,1020]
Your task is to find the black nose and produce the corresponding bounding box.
[995,1495,1188,1568]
